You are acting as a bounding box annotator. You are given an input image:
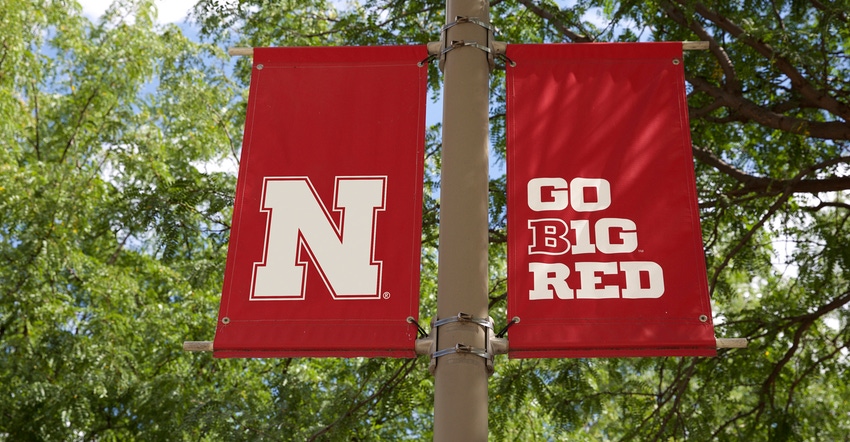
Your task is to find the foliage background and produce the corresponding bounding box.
[1,0,848,440]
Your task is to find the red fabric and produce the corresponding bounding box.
[213,46,427,358]
[506,43,716,358]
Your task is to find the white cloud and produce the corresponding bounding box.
[155,0,197,24]
[79,0,111,19]
[80,0,196,24]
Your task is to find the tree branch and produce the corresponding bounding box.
[802,200,850,212]
[687,75,850,140]
[515,0,593,42]
[60,84,102,163]
[661,0,740,92]
[683,0,850,121]
[709,405,764,439]
[760,314,813,407]
[693,146,850,199]
[692,145,757,184]
[785,339,848,411]
[808,0,848,23]
[306,360,416,441]
[30,80,41,161]
[707,156,850,291]
[709,180,794,292]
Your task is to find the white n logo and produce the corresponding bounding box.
[252,176,386,300]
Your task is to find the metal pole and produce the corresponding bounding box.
[434,0,492,439]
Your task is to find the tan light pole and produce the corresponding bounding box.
[433,0,493,439]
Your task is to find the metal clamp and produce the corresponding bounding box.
[433,312,494,330]
[425,313,500,375]
[415,314,511,376]
[441,40,491,57]
[443,16,496,33]
[432,343,491,360]
[439,15,497,71]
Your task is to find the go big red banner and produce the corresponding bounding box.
[213,46,427,358]
[506,43,716,358]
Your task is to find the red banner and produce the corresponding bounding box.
[506,43,716,358]
[213,46,427,358]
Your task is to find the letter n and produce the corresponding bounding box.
[251,176,386,300]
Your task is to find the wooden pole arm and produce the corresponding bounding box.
[183,341,213,352]
[227,41,710,58]
[716,338,748,349]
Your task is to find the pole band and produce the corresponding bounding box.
[443,16,496,33]
[429,313,497,375]
[432,343,491,360]
[433,312,494,330]
[439,14,496,71]
[442,40,492,57]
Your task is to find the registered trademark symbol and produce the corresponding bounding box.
[382,291,391,299]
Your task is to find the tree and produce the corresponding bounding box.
[0,0,275,439]
[2,0,848,440]
[193,0,850,439]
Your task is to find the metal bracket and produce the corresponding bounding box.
[422,40,512,69]
[495,316,520,338]
[443,16,495,33]
[432,343,491,360]
[439,15,497,71]
[492,41,515,67]
[406,316,429,338]
[420,313,506,376]
[441,40,491,57]
[434,311,493,330]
